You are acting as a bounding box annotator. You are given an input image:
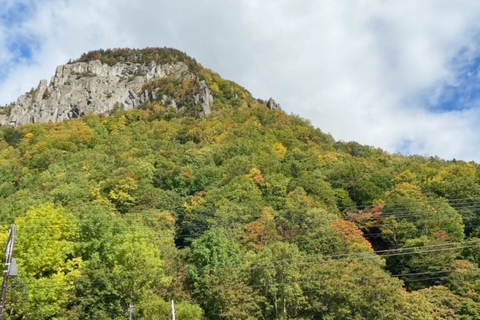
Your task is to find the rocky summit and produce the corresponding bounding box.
[0,48,274,126]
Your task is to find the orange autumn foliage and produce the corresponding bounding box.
[249,167,265,184]
[243,208,279,250]
[331,220,373,251]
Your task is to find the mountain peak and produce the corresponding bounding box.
[0,47,277,126]
[73,47,199,67]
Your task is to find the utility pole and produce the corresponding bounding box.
[128,304,134,320]
[0,225,17,320]
[171,300,176,320]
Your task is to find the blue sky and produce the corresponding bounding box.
[2,0,480,161]
[0,1,37,81]
[432,55,480,112]
[1,1,31,28]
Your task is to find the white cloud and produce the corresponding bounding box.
[2,0,480,160]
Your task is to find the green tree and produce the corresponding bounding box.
[418,285,480,320]
[251,242,306,320]
[3,203,82,320]
[188,228,251,319]
[303,260,434,320]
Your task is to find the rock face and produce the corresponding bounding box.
[0,59,213,126]
[266,98,280,110]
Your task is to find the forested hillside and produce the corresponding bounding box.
[1,49,480,319]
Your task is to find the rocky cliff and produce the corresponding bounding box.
[0,48,281,126]
[0,50,215,126]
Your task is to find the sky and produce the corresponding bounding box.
[2,1,480,161]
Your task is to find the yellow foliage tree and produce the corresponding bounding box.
[273,142,287,161]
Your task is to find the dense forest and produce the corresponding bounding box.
[1,48,480,319]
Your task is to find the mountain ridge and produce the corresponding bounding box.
[0,47,280,126]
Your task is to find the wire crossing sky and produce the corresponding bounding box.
[2,1,480,160]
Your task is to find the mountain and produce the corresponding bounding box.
[0,48,279,126]
[1,47,480,319]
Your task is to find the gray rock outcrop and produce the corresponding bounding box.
[266,98,280,110]
[0,59,213,126]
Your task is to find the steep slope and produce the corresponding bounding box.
[1,48,480,319]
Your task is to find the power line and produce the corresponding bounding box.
[3,238,474,287]
[7,265,473,291]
